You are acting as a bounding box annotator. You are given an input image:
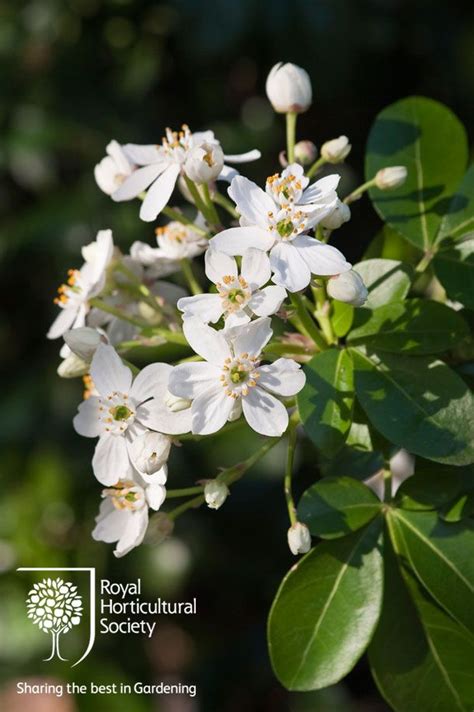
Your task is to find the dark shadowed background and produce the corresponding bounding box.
[1,1,473,710]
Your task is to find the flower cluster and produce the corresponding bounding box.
[48,62,406,557]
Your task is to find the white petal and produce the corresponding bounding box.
[300,174,341,204]
[131,362,171,406]
[92,434,132,485]
[256,358,306,396]
[248,285,287,316]
[292,235,351,276]
[223,149,261,163]
[210,227,274,256]
[112,164,164,202]
[107,140,132,174]
[182,317,231,365]
[140,463,168,486]
[178,293,223,323]
[123,143,163,165]
[73,397,102,438]
[137,364,193,435]
[169,362,221,399]
[145,483,167,511]
[205,249,237,283]
[90,344,133,396]
[47,307,77,340]
[241,248,271,288]
[92,500,127,543]
[270,242,311,292]
[218,165,239,183]
[242,387,289,436]
[232,316,272,357]
[139,163,181,222]
[115,509,149,557]
[228,175,275,228]
[224,310,251,328]
[191,386,234,435]
[94,156,119,195]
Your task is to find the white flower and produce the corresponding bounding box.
[265,62,312,113]
[327,270,368,307]
[177,248,286,327]
[210,166,351,292]
[47,230,114,340]
[169,317,305,436]
[73,344,191,485]
[204,480,230,510]
[375,166,407,190]
[287,522,311,555]
[320,136,351,164]
[154,220,208,260]
[184,141,224,183]
[92,476,165,557]
[320,200,351,230]
[111,125,260,222]
[294,140,317,166]
[94,141,135,195]
[64,327,108,361]
[129,241,179,278]
[57,352,89,379]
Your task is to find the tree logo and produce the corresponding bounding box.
[26,577,83,661]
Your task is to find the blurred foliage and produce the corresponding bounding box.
[1,0,473,709]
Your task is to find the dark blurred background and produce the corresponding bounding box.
[0,1,473,710]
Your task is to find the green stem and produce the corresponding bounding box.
[162,206,208,237]
[286,112,297,163]
[306,156,326,180]
[183,176,216,225]
[415,250,435,274]
[263,341,316,357]
[166,486,204,499]
[383,469,392,503]
[213,191,239,218]
[147,328,188,346]
[113,263,162,313]
[290,293,328,351]
[177,418,245,441]
[312,283,336,345]
[344,178,376,205]
[284,421,298,525]
[88,298,146,328]
[201,182,220,225]
[180,258,202,295]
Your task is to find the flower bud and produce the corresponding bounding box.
[294,140,318,166]
[287,522,311,555]
[129,431,171,480]
[57,353,89,378]
[327,270,368,307]
[265,62,312,114]
[320,200,351,230]
[165,390,192,413]
[375,166,407,190]
[321,136,351,164]
[184,142,224,184]
[204,480,230,510]
[64,327,107,362]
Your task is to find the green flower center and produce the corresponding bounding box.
[276,218,294,238]
[112,405,132,421]
[230,366,249,384]
[227,288,245,303]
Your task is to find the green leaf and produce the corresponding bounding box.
[298,349,354,457]
[363,225,421,262]
[434,235,474,310]
[331,299,354,337]
[353,258,412,309]
[268,519,383,691]
[347,299,469,355]
[370,538,474,712]
[439,164,474,241]
[351,348,474,465]
[365,96,468,250]
[387,509,474,634]
[395,468,463,511]
[297,476,382,539]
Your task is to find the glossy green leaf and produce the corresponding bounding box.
[434,235,474,310]
[439,164,474,241]
[351,348,474,465]
[268,520,383,691]
[365,97,468,250]
[331,299,354,337]
[370,538,474,712]
[395,468,463,511]
[348,299,469,354]
[298,349,354,457]
[297,476,382,539]
[363,225,421,262]
[387,509,474,634]
[353,258,412,309]
[320,421,385,481]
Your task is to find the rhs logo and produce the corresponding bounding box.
[18,567,96,667]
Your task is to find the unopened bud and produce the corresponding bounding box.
[294,140,318,166]
[266,62,312,114]
[129,431,171,479]
[184,142,224,184]
[165,390,192,413]
[327,270,368,307]
[204,480,230,510]
[64,327,107,361]
[320,200,351,230]
[287,522,311,555]
[375,166,407,190]
[57,353,89,378]
[321,136,351,164]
